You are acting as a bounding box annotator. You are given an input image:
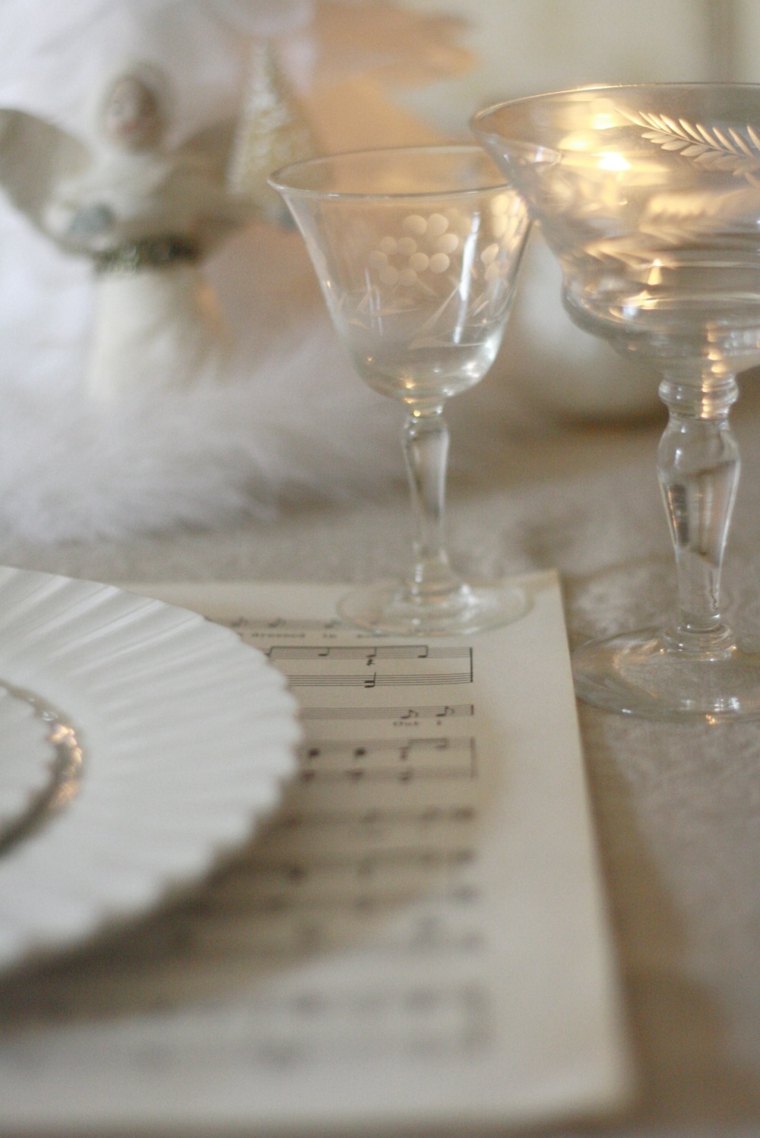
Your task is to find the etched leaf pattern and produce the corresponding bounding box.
[623,110,760,184]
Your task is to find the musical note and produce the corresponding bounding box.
[234,616,344,634]
[290,671,472,688]
[300,704,474,721]
[268,645,470,662]
[293,737,476,781]
[272,805,479,833]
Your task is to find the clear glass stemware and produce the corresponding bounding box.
[270,145,530,635]
[473,83,760,720]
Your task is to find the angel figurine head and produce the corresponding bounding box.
[98,65,168,153]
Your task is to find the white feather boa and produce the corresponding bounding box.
[0,209,407,543]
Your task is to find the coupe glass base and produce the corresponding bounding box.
[573,627,760,722]
[338,581,528,637]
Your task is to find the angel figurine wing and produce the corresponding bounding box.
[0,108,90,233]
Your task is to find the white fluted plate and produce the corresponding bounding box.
[0,566,301,973]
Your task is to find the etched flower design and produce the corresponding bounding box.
[367,195,525,298]
[345,193,527,348]
[368,211,462,290]
[480,191,527,283]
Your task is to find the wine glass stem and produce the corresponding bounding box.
[657,373,740,653]
[402,407,462,601]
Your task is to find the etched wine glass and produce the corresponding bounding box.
[473,83,760,720]
[270,145,530,635]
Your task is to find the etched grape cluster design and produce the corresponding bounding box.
[337,192,527,352]
[365,192,524,308]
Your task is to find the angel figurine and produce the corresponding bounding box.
[0,62,261,399]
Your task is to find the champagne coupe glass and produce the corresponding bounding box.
[270,145,530,635]
[473,83,760,720]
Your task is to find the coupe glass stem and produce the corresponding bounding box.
[402,406,462,602]
[657,371,740,655]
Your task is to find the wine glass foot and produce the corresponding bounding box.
[573,627,760,722]
[338,580,529,637]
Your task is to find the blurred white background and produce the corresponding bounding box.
[399,0,751,135]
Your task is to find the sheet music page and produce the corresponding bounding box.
[0,572,633,1136]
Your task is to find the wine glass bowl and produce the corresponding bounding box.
[473,84,760,719]
[271,146,530,635]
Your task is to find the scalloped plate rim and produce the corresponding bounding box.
[0,566,301,973]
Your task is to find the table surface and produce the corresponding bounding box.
[1,369,759,1138]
